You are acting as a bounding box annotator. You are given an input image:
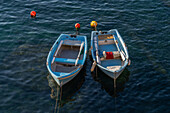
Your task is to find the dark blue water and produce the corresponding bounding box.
[0,0,169,113]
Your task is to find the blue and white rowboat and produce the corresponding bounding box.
[91,29,130,80]
[47,34,87,86]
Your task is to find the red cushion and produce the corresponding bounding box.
[106,52,114,59]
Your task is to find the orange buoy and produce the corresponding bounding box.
[75,23,80,29]
[30,11,36,17]
[90,21,97,28]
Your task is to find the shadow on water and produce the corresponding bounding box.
[92,67,130,97]
[47,65,86,108]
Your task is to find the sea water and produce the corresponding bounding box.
[0,0,169,113]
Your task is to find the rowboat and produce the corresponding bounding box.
[46,34,87,86]
[90,29,130,80]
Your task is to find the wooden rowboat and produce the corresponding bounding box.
[90,29,130,80]
[46,34,87,86]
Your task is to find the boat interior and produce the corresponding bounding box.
[96,34,125,71]
[51,40,84,73]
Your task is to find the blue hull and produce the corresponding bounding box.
[47,34,87,86]
[91,29,129,79]
[49,67,82,86]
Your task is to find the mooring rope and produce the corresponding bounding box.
[114,75,117,113]
[54,85,60,113]
[56,82,63,113]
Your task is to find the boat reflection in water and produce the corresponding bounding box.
[47,66,86,108]
[92,67,130,97]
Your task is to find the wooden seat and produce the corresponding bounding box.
[106,66,121,71]
[98,34,113,40]
[98,39,115,45]
[63,40,81,46]
[54,58,83,64]
[100,56,121,61]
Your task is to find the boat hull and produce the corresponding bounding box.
[47,34,87,87]
[91,29,129,79]
[98,64,125,79]
[49,67,82,86]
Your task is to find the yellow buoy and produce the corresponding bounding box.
[90,21,97,28]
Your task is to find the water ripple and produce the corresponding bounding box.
[0,0,169,113]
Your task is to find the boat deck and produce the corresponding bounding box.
[99,43,117,52]
[56,45,80,59]
[98,42,123,70]
[51,44,83,73]
[101,59,122,68]
[52,64,78,73]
